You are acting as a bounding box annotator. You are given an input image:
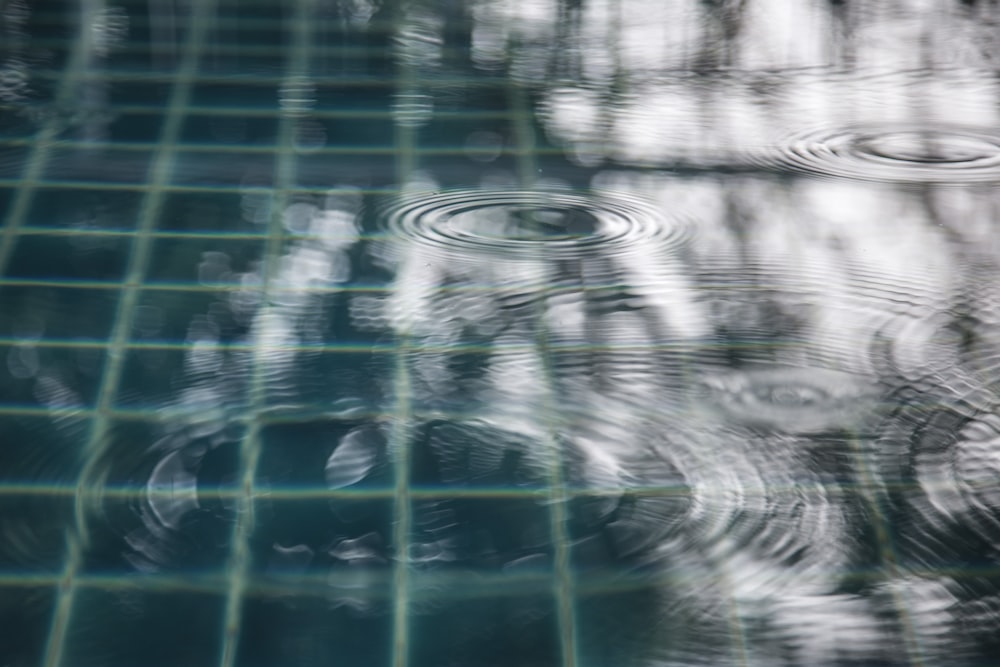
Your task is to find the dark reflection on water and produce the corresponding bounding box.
[4,0,1000,666]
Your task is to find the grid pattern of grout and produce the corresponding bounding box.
[0,3,953,667]
[389,3,417,665]
[37,2,223,667]
[1,2,570,667]
[213,0,311,662]
[506,74,579,667]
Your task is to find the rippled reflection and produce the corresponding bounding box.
[766,124,1000,183]
[5,0,1000,666]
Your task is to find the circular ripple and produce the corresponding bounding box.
[382,190,687,258]
[879,396,1000,565]
[762,125,1000,183]
[697,366,878,434]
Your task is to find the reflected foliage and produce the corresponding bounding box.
[3,1,1000,667]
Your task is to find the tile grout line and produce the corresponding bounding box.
[4,561,820,602]
[0,337,811,349]
[215,0,314,666]
[11,67,518,86]
[0,478,953,501]
[0,558,986,599]
[389,4,418,665]
[0,391,967,426]
[0,107,514,120]
[388,332,414,667]
[39,3,219,667]
[0,139,549,154]
[848,432,928,667]
[0,0,100,276]
[0,272,854,292]
[11,62,965,90]
[507,81,579,667]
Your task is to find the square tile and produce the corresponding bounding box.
[886,487,993,572]
[340,243,397,288]
[235,594,392,667]
[417,154,519,190]
[308,45,384,80]
[25,187,143,231]
[256,421,395,574]
[47,111,158,145]
[169,150,274,187]
[259,420,392,491]
[252,497,394,577]
[190,83,282,111]
[405,346,496,414]
[0,414,89,484]
[112,347,177,409]
[198,50,288,77]
[95,112,166,143]
[215,1,290,22]
[567,488,686,571]
[146,236,266,286]
[410,419,550,490]
[63,588,225,667]
[180,114,279,146]
[295,152,393,188]
[0,494,74,572]
[0,99,39,138]
[156,191,258,234]
[261,283,393,345]
[0,187,12,222]
[108,0,154,11]
[117,10,191,57]
[314,83,393,111]
[281,192,367,242]
[316,116,394,149]
[117,18,185,54]
[408,495,554,571]
[575,572,670,667]
[0,285,120,340]
[5,233,132,282]
[81,419,244,574]
[0,342,106,408]
[104,43,178,75]
[108,81,172,107]
[408,584,559,667]
[258,348,390,414]
[0,145,30,179]
[208,22,290,49]
[130,289,248,343]
[43,148,152,184]
[115,346,249,410]
[252,498,343,572]
[0,585,57,667]
[420,109,510,148]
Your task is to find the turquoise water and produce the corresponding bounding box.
[3,1,1000,666]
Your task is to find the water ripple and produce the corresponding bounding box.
[696,366,880,434]
[381,189,688,260]
[761,124,1000,183]
[883,398,1000,562]
[87,425,243,573]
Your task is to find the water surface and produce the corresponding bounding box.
[2,1,1000,666]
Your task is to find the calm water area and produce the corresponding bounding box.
[2,1,1000,666]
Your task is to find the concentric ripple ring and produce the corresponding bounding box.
[382,189,687,258]
[761,124,1000,183]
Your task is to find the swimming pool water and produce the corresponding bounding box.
[3,1,1000,666]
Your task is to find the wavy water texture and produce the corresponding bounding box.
[380,189,689,260]
[764,125,1000,183]
[8,1,1000,666]
[48,178,1000,666]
